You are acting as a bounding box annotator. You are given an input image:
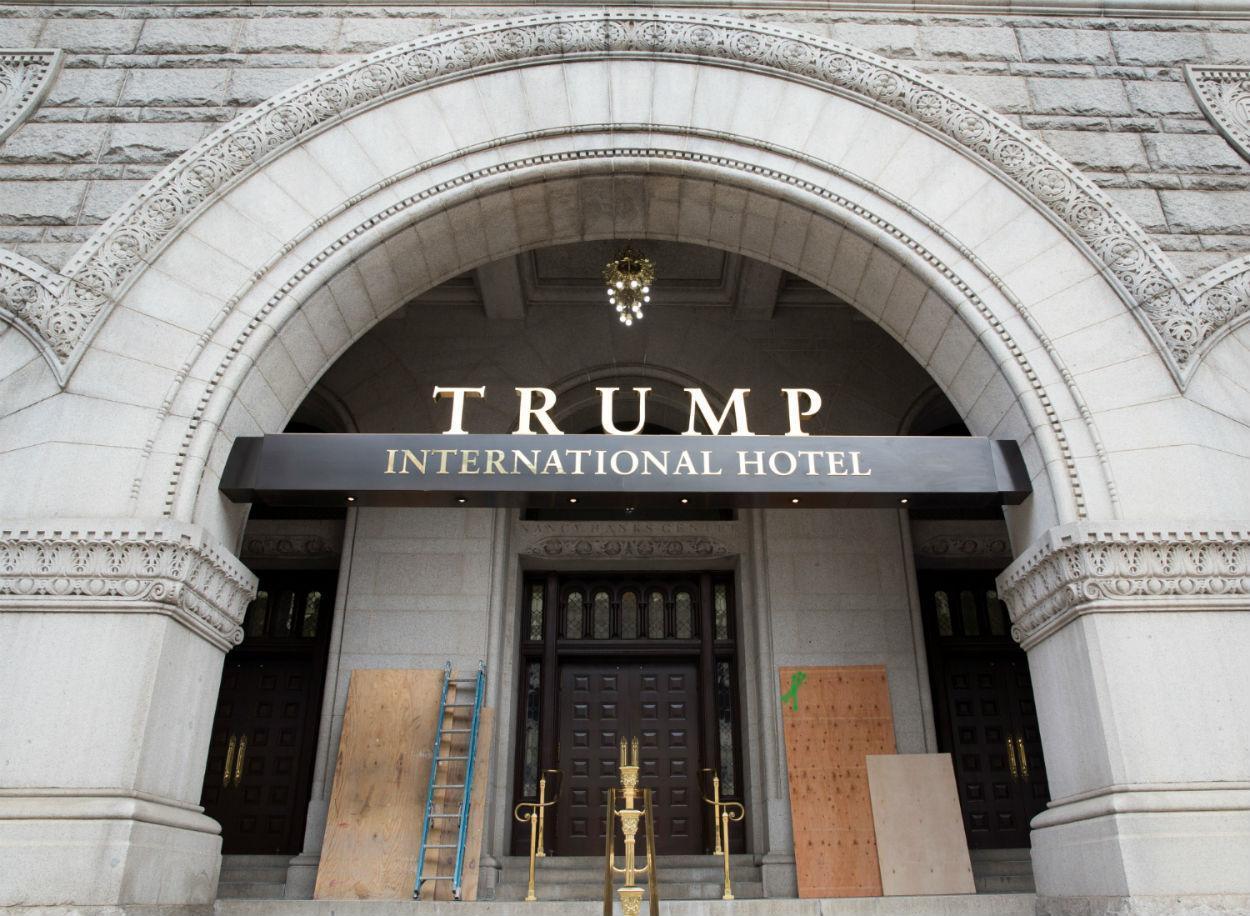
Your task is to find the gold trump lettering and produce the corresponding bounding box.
[429,385,839,436]
[384,447,868,478]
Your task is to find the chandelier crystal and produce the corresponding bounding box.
[603,244,655,326]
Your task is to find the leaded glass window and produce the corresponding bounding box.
[715,660,737,795]
[714,583,730,640]
[528,583,544,640]
[521,662,541,796]
[620,591,639,639]
[245,590,269,637]
[960,590,979,635]
[674,590,694,638]
[592,590,611,639]
[301,591,321,637]
[647,591,665,638]
[565,591,584,637]
[935,591,953,636]
[987,590,1007,636]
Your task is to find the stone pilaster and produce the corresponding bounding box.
[0,520,256,908]
[998,522,1250,914]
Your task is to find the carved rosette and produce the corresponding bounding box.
[1,15,1246,385]
[0,521,258,649]
[1186,65,1250,165]
[997,523,1250,649]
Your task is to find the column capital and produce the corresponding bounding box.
[0,518,257,650]
[998,521,1250,649]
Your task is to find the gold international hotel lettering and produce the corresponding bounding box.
[382,385,873,479]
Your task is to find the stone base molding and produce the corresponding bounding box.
[1038,897,1250,916]
[997,522,1250,649]
[0,519,257,650]
[0,792,222,907]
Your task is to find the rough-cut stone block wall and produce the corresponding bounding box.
[0,5,1247,277]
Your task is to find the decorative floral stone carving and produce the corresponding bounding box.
[1186,66,1250,165]
[997,523,1250,649]
[0,50,62,143]
[241,533,340,561]
[523,534,730,560]
[0,521,257,649]
[1,15,1247,385]
[916,533,1012,559]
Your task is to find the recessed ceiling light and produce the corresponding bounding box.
[346,496,355,503]
[790,497,800,504]
[456,496,467,504]
[680,498,689,505]
[569,497,578,504]
[900,497,909,505]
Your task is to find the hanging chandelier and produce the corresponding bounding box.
[603,244,655,326]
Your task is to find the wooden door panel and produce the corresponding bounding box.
[556,661,703,856]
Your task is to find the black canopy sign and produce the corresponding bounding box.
[220,434,1030,510]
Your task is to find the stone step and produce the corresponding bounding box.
[222,855,292,867]
[217,882,287,900]
[493,880,766,901]
[216,894,1037,915]
[973,874,1036,894]
[220,866,291,883]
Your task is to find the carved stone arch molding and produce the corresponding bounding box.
[0,13,1245,389]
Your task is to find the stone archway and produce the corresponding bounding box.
[3,12,1250,913]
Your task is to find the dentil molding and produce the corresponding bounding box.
[997,522,1250,649]
[0,14,1245,387]
[0,520,257,649]
[1186,65,1250,166]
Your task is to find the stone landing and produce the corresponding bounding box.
[216,896,1036,915]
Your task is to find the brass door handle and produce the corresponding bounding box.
[233,734,247,787]
[1016,737,1029,779]
[1005,736,1018,780]
[222,735,237,788]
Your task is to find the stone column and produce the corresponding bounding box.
[0,520,255,909]
[999,522,1250,915]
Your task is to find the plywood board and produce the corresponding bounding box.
[780,665,896,899]
[867,754,975,896]
[315,670,493,901]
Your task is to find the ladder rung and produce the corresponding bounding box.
[429,813,461,819]
[422,875,455,880]
[445,703,475,708]
[424,844,458,849]
[433,784,465,790]
[442,728,471,733]
[437,755,468,761]
[449,678,479,684]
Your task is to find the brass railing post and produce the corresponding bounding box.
[698,768,745,901]
[513,769,562,903]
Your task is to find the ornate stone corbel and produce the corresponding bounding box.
[0,520,257,650]
[997,522,1250,649]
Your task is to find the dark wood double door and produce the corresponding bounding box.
[199,571,336,854]
[919,571,1050,849]
[513,573,744,858]
[557,661,703,856]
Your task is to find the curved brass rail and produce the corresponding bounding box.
[697,768,746,900]
[512,769,563,902]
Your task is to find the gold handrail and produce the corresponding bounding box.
[603,738,659,916]
[697,768,746,900]
[512,769,562,902]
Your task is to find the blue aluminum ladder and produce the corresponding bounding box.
[413,661,487,900]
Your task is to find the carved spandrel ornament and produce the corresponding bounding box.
[996,523,1250,650]
[0,50,62,143]
[0,16,1248,387]
[1186,65,1250,165]
[0,521,257,650]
